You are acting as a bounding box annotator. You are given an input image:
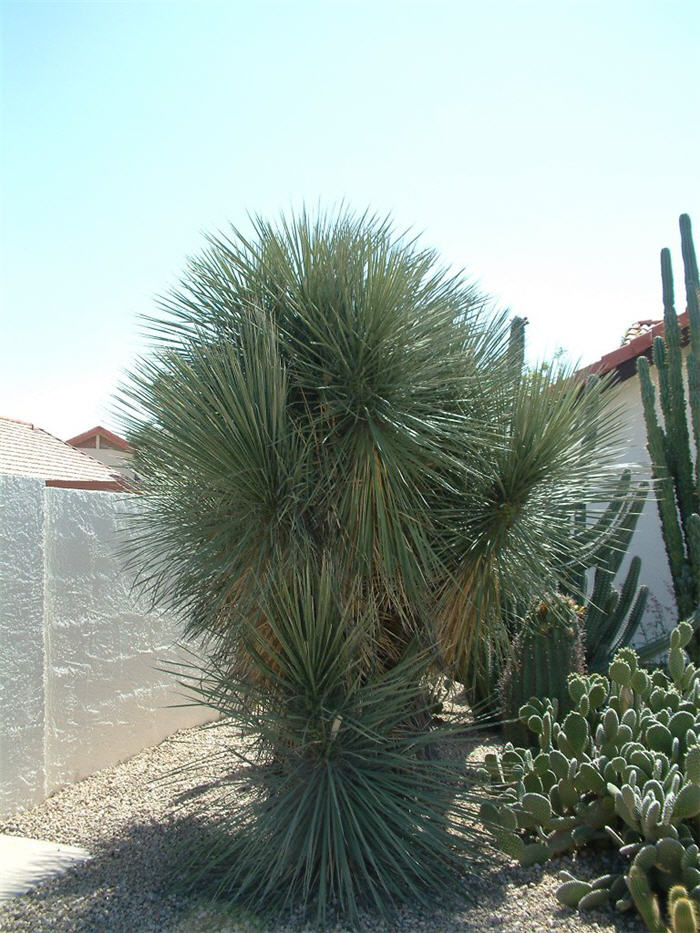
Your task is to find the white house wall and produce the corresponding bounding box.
[73,444,134,477]
[0,478,213,816]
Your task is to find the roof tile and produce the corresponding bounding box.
[0,417,122,483]
[578,311,689,381]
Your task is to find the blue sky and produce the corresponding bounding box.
[2,0,699,440]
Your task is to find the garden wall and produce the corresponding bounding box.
[0,475,213,817]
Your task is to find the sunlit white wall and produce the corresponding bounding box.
[0,478,214,816]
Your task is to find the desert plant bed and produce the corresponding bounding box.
[0,710,644,933]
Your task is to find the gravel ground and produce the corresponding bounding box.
[0,721,645,933]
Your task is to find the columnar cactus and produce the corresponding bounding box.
[499,594,585,743]
[571,468,652,670]
[585,554,649,670]
[562,382,653,668]
[638,214,700,642]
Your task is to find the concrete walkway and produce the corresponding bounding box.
[0,835,90,902]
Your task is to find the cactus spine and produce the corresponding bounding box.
[627,864,667,933]
[668,886,700,933]
[628,871,700,933]
[638,215,700,645]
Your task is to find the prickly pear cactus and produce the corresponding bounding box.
[499,594,585,744]
[479,617,700,931]
[627,870,700,933]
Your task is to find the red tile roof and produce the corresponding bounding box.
[0,416,125,488]
[578,312,689,382]
[66,425,132,452]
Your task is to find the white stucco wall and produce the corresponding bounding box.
[0,478,213,816]
[0,476,47,813]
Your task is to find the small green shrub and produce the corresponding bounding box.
[479,617,700,931]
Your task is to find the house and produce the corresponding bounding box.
[65,425,134,481]
[579,313,689,383]
[578,313,691,639]
[0,416,125,489]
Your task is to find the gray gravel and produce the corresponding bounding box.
[0,722,644,933]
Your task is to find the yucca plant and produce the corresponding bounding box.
[162,561,487,925]
[436,356,629,689]
[121,211,626,665]
[462,337,653,709]
[119,208,632,921]
[121,211,500,661]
